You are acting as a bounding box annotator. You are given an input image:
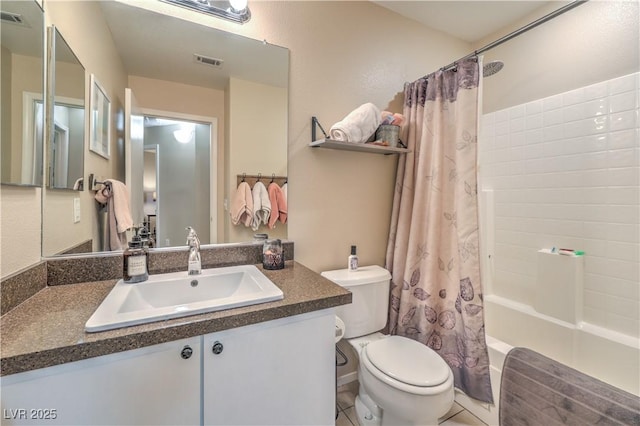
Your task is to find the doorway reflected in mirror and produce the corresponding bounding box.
[142,115,212,248]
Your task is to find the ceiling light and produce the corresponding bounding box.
[228,0,247,13]
[173,123,195,143]
[161,0,251,24]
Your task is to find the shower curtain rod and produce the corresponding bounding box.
[423,0,589,78]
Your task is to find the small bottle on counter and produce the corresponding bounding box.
[348,245,358,271]
[123,229,149,283]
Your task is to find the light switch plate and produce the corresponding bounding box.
[73,198,81,223]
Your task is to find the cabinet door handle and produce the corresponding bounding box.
[181,345,194,359]
[212,341,224,355]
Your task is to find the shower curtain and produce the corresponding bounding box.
[386,57,493,403]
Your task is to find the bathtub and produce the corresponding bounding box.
[455,294,640,426]
[454,334,511,426]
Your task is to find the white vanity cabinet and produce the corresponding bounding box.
[1,310,336,426]
[1,336,201,425]
[202,310,336,425]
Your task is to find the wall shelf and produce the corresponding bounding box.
[309,116,410,155]
[309,139,410,155]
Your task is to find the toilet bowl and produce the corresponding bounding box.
[347,333,454,426]
[322,266,455,426]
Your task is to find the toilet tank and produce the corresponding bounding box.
[321,265,391,339]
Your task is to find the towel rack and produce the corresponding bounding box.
[88,173,111,191]
[236,173,287,188]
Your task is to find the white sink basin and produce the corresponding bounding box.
[86,265,283,332]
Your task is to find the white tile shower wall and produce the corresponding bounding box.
[480,72,640,338]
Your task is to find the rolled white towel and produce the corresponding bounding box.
[329,103,381,144]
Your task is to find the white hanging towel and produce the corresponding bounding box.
[251,181,271,231]
[329,103,381,143]
[230,181,254,227]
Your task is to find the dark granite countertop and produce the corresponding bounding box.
[0,261,351,376]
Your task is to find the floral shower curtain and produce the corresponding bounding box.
[385,57,493,403]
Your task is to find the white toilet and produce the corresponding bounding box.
[323,265,454,426]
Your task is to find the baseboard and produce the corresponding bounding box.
[337,371,358,387]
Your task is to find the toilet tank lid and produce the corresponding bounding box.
[321,265,391,286]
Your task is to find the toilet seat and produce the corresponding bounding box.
[363,336,451,388]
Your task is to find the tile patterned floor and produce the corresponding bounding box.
[336,381,487,426]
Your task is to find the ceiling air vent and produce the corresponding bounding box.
[1,11,28,26]
[194,54,224,68]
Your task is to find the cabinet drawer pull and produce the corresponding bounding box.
[212,341,224,355]
[181,345,194,359]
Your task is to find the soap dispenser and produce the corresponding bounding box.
[123,228,149,283]
[186,226,202,275]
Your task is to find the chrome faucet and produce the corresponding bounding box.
[186,226,201,275]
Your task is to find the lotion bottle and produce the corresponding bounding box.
[123,229,149,283]
[348,245,358,271]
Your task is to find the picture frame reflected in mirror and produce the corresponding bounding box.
[89,74,110,159]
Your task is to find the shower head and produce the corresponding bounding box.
[483,60,504,77]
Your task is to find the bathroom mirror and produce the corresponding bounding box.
[41,0,288,257]
[47,26,86,191]
[0,0,45,187]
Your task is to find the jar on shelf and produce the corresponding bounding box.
[263,239,284,270]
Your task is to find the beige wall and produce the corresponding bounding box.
[226,77,287,243]
[8,54,42,182]
[128,75,225,120]
[42,191,92,255]
[478,0,639,113]
[53,60,84,100]
[1,46,12,182]
[1,44,44,185]
[143,151,156,192]
[0,186,41,275]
